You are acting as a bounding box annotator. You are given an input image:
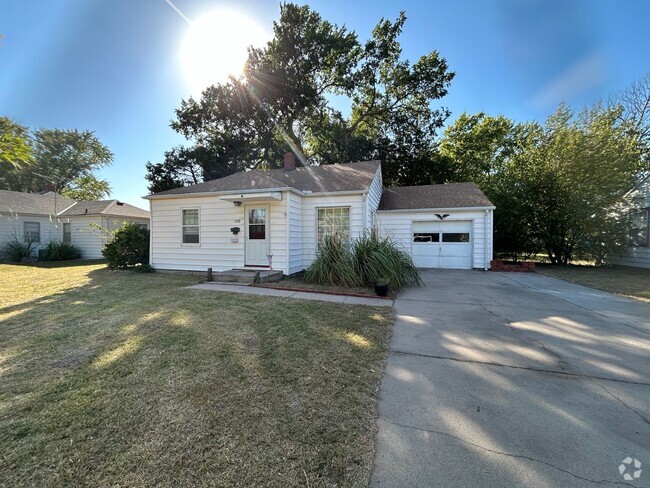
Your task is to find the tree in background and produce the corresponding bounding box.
[0,116,32,171]
[148,4,454,191]
[0,128,113,200]
[611,71,650,169]
[438,104,641,264]
[145,146,205,193]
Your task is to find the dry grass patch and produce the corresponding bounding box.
[536,264,650,302]
[0,262,393,487]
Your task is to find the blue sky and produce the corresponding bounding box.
[1,0,649,209]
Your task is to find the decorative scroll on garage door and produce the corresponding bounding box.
[412,220,472,269]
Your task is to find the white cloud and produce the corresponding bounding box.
[530,51,606,109]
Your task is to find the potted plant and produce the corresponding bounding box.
[374,277,390,297]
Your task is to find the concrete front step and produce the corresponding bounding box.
[208,269,283,284]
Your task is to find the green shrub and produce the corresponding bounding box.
[133,263,155,273]
[0,234,39,262]
[305,229,423,290]
[102,222,150,269]
[352,229,422,289]
[41,240,82,261]
[304,234,360,287]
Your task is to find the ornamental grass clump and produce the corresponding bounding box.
[352,229,422,289]
[305,229,423,290]
[304,234,360,287]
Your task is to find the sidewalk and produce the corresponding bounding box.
[188,283,394,307]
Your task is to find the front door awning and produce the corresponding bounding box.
[218,192,282,203]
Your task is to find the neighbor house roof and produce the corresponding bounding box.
[378,183,494,211]
[0,189,149,218]
[0,190,77,215]
[149,160,381,197]
[59,200,150,219]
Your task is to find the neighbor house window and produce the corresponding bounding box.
[24,222,40,243]
[629,208,649,247]
[182,209,200,244]
[63,223,71,243]
[317,207,350,248]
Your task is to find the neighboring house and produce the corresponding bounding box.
[145,156,494,273]
[0,190,150,259]
[608,174,650,269]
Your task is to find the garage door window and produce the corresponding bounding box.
[413,233,440,242]
[442,233,470,243]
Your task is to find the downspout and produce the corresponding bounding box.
[484,209,489,270]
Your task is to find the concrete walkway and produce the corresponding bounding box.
[188,282,393,307]
[371,269,650,488]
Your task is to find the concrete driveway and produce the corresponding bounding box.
[371,270,650,487]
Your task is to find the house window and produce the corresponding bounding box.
[63,223,71,243]
[629,208,649,247]
[24,222,40,243]
[317,207,350,248]
[182,209,200,244]
[248,208,267,240]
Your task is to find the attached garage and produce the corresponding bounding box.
[377,183,495,270]
[412,220,473,269]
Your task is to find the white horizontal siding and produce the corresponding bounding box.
[0,213,148,259]
[150,194,288,273]
[608,246,650,269]
[301,194,365,268]
[287,192,303,274]
[0,213,61,254]
[366,167,383,227]
[609,179,650,268]
[377,209,493,269]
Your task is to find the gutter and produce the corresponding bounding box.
[143,187,371,200]
[378,205,496,213]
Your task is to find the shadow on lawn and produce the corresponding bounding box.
[0,266,392,487]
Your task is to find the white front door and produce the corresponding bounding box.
[245,206,269,266]
[412,220,473,269]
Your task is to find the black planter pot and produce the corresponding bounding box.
[374,283,389,297]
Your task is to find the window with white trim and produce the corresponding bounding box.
[182,209,200,244]
[24,222,40,243]
[317,207,350,248]
[63,223,71,243]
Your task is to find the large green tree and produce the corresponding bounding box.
[149,4,454,191]
[438,105,642,264]
[0,128,113,200]
[0,116,32,171]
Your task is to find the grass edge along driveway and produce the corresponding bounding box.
[0,262,393,487]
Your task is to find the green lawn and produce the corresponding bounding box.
[0,262,393,487]
[536,264,650,303]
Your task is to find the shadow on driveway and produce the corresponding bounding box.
[372,270,650,487]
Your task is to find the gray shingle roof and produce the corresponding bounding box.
[378,183,494,211]
[0,190,149,218]
[150,160,381,196]
[59,200,150,219]
[0,190,77,215]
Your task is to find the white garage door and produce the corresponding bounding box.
[412,221,472,269]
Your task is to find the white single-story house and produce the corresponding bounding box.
[609,174,650,269]
[145,156,494,274]
[0,189,150,259]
